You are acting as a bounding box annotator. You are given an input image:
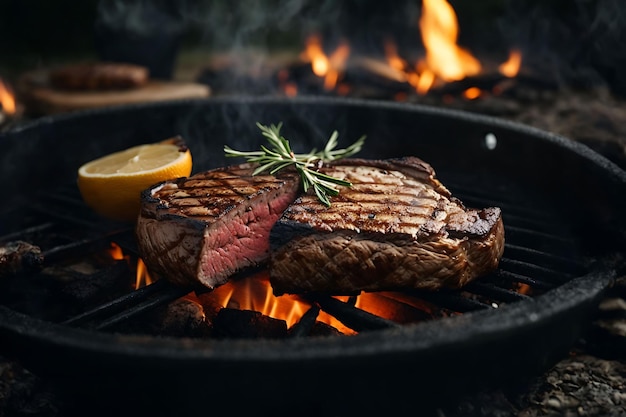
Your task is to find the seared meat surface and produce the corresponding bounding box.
[135,163,301,289]
[136,156,504,295]
[269,157,505,295]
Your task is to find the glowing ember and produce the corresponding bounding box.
[517,283,532,295]
[108,242,125,261]
[463,86,481,100]
[419,0,481,83]
[0,78,16,115]
[205,271,309,328]
[301,34,350,91]
[277,68,298,96]
[499,49,522,78]
[384,38,409,73]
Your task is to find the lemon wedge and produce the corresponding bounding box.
[77,137,192,222]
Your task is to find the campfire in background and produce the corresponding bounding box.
[201,0,525,105]
[299,0,522,100]
[0,78,20,130]
[300,34,351,93]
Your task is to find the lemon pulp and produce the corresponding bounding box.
[77,141,192,222]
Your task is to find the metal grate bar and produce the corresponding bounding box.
[503,225,578,246]
[463,281,530,303]
[307,294,400,332]
[499,258,574,283]
[42,230,132,264]
[0,222,55,243]
[491,269,553,290]
[500,212,559,232]
[63,279,181,327]
[289,305,321,337]
[26,204,117,231]
[449,192,555,222]
[406,290,493,313]
[503,243,587,274]
[93,285,192,330]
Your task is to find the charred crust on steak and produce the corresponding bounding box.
[136,155,504,295]
[269,220,317,250]
[447,207,502,239]
[268,157,505,295]
[135,162,302,289]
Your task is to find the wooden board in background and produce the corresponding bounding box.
[17,69,211,115]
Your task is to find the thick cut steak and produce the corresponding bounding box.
[269,157,505,295]
[136,163,301,289]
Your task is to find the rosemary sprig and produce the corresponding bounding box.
[224,122,366,206]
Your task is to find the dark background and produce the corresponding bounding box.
[1,0,626,94]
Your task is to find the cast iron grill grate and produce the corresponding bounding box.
[0,172,590,338]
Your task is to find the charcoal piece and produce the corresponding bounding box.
[0,241,44,277]
[113,297,212,338]
[212,308,288,339]
[307,321,343,337]
[55,261,132,308]
[150,298,211,337]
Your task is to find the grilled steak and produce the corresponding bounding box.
[269,157,505,295]
[135,163,301,289]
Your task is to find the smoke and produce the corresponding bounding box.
[495,0,626,92]
[95,0,343,51]
[95,0,184,36]
[94,0,426,58]
[93,0,626,94]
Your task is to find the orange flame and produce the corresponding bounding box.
[277,69,298,97]
[108,243,153,289]
[303,35,329,76]
[205,271,310,328]
[499,49,522,78]
[368,0,484,96]
[301,34,350,91]
[517,283,531,295]
[415,67,436,95]
[419,0,481,83]
[108,242,125,260]
[463,86,481,100]
[135,258,154,289]
[0,78,16,115]
[200,271,358,333]
[384,38,408,72]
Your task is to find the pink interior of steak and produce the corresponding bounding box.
[197,186,299,288]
